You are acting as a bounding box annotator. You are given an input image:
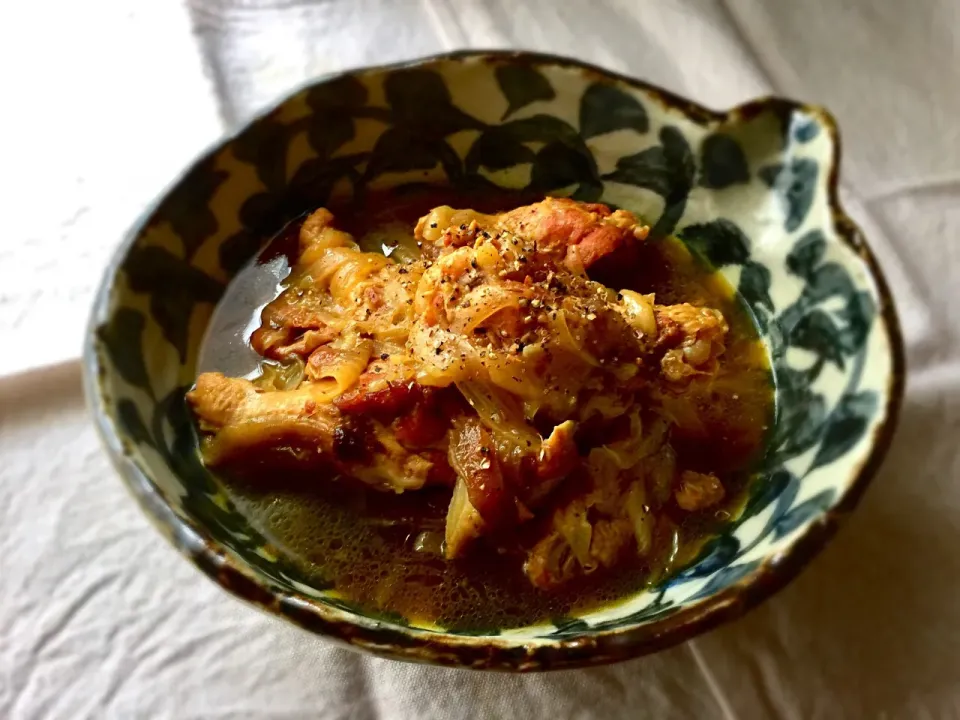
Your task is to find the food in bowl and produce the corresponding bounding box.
[187,192,773,628]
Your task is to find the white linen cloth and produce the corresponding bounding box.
[2,1,959,717]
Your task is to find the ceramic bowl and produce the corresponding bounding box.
[84,51,904,670]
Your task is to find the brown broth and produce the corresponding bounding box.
[208,189,775,630]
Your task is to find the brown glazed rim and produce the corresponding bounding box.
[83,50,906,671]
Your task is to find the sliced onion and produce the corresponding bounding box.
[444,475,484,558]
[452,285,522,335]
[646,444,677,505]
[625,481,654,556]
[357,223,422,264]
[455,380,541,450]
[551,309,600,367]
[255,357,306,391]
[556,506,594,568]
[619,290,657,337]
[413,530,445,555]
[607,415,667,470]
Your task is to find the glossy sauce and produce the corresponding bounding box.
[207,190,775,630]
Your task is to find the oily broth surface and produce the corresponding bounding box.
[206,190,775,630]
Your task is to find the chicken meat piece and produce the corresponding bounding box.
[188,372,339,470]
[187,372,450,492]
[415,197,649,274]
[523,448,640,590]
[523,425,675,589]
[252,208,425,361]
[656,303,728,384]
[407,225,658,424]
[674,470,725,511]
[443,418,579,558]
[443,418,507,557]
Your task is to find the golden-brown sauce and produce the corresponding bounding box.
[209,190,774,630]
